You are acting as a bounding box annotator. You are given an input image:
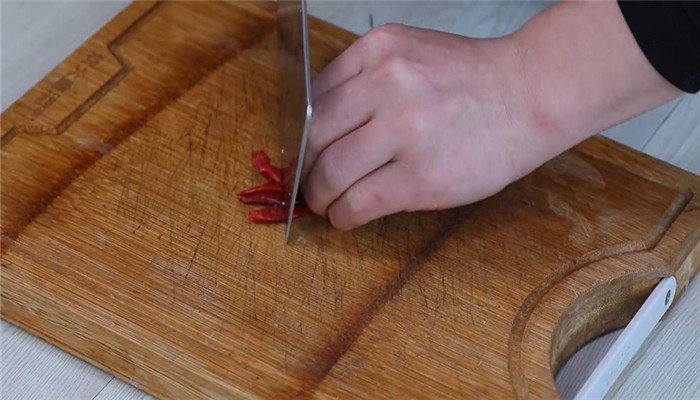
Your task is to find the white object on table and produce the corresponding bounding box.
[575,277,677,400]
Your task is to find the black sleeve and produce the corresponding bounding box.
[618,1,700,94]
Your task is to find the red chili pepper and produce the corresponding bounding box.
[241,150,313,224]
[252,151,282,184]
[248,205,312,223]
[238,192,284,207]
[248,207,286,223]
[292,204,311,219]
[237,181,282,197]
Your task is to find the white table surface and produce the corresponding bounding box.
[1,1,699,399]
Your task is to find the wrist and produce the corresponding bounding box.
[510,0,683,155]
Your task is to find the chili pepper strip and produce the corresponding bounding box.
[237,181,282,197]
[252,151,282,184]
[238,192,284,207]
[293,204,311,218]
[248,205,311,223]
[248,207,285,223]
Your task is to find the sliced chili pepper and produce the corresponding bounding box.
[247,204,312,223]
[248,207,286,223]
[238,192,284,207]
[241,150,313,224]
[252,151,282,184]
[237,181,282,197]
[292,204,311,219]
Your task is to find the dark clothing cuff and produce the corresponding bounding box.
[618,1,700,94]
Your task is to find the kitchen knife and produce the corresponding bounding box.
[276,0,313,243]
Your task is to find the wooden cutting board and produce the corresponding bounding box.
[2,2,699,399]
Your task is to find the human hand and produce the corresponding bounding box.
[302,1,681,231]
[301,24,549,230]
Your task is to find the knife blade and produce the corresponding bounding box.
[276,0,313,243]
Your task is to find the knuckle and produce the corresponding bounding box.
[307,203,325,218]
[376,55,411,84]
[343,184,370,217]
[363,23,405,49]
[316,151,344,192]
[328,210,352,232]
[303,179,322,213]
[304,152,347,218]
[307,122,324,156]
[305,188,327,217]
[328,199,360,232]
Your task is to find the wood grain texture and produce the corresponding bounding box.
[1,2,699,399]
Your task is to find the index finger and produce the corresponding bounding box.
[312,36,367,99]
